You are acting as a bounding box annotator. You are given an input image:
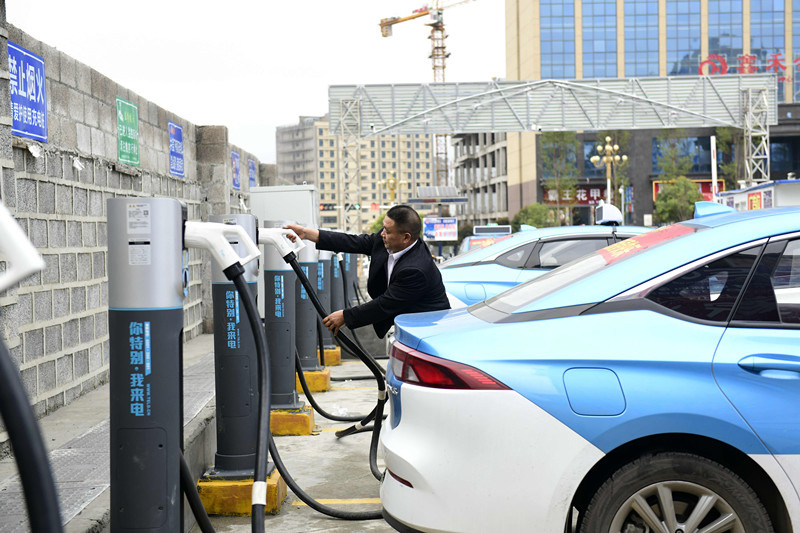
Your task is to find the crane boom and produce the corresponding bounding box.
[380,9,429,37]
[378,1,474,187]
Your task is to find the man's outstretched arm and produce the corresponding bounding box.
[283,224,319,243]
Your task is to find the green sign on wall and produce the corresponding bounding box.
[116,97,139,166]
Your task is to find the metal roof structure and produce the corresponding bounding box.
[329,75,778,231]
[329,75,777,136]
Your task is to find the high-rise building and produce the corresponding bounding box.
[276,116,318,186]
[276,115,437,230]
[503,0,800,223]
[453,133,509,224]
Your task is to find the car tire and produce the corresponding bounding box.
[579,452,773,533]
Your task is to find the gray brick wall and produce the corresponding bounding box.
[0,18,267,445]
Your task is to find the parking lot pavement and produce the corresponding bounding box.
[200,358,396,533]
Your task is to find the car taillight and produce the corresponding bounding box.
[390,342,509,390]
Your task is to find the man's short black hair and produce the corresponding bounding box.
[385,204,421,241]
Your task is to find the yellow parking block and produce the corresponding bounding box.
[322,346,341,366]
[270,405,315,436]
[197,469,287,516]
[296,367,331,393]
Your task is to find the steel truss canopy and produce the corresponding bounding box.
[329,75,778,136]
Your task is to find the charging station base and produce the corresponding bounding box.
[270,405,315,435]
[296,367,331,392]
[322,346,341,366]
[197,468,287,516]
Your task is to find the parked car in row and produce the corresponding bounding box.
[441,221,650,306]
[382,203,800,533]
[456,224,513,255]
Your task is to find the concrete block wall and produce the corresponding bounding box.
[195,125,262,331]
[0,17,266,446]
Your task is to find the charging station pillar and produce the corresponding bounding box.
[330,252,344,314]
[343,252,358,306]
[316,250,335,347]
[107,198,185,532]
[208,214,259,476]
[295,242,322,371]
[262,220,303,410]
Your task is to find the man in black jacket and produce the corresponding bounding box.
[285,205,450,338]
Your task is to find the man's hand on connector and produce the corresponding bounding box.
[283,224,319,243]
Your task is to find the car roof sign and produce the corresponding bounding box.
[598,224,697,264]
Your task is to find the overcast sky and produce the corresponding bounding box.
[7,0,506,163]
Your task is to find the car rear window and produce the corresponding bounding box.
[481,223,699,314]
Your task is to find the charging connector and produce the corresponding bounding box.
[258,228,305,261]
[184,221,261,270]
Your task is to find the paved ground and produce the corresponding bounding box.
[203,359,396,533]
[0,329,397,532]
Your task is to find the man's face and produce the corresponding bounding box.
[381,216,411,253]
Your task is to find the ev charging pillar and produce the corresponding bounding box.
[316,249,335,347]
[208,214,259,475]
[330,252,344,314]
[295,242,322,371]
[107,198,185,532]
[343,252,358,306]
[262,220,303,409]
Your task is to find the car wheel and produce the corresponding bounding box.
[580,452,773,533]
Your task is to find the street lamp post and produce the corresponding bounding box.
[382,172,408,205]
[590,136,628,207]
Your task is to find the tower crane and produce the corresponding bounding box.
[379,0,474,188]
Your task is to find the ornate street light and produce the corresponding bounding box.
[590,136,628,207]
[381,172,408,205]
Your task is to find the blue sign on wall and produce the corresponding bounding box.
[232,150,240,191]
[168,121,184,178]
[248,158,256,188]
[8,42,47,142]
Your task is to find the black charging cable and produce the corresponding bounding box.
[295,350,367,422]
[0,338,63,533]
[180,453,215,533]
[337,255,383,364]
[235,255,384,520]
[224,262,271,533]
[177,261,272,533]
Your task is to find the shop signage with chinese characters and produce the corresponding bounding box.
[544,185,606,206]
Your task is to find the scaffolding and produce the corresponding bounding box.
[335,99,363,233]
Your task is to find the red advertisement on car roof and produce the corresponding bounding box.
[599,224,696,264]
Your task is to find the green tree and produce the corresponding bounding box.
[715,126,744,191]
[369,213,386,234]
[511,202,559,231]
[655,129,693,180]
[654,176,704,224]
[540,131,579,224]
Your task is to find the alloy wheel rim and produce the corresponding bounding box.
[608,480,744,533]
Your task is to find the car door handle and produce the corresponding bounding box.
[738,354,800,375]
